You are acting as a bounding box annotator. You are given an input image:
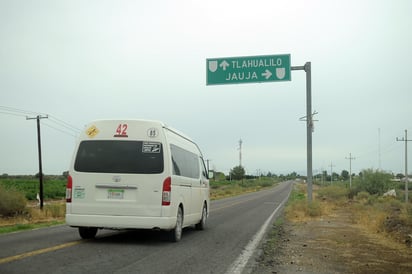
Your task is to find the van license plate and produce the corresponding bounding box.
[108,189,124,199]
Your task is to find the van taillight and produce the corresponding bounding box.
[162,177,171,206]
[66,175,73,203]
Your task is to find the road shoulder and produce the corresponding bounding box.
[254,208,412,274]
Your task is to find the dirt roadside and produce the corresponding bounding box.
[254,207,412,274]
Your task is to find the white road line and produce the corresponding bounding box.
[225,194,289,274]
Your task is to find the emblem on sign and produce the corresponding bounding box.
[276,68,286,80]
[208,61,218,72]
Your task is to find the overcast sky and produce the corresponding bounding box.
[1,0,411,176]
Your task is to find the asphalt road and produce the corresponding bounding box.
[0,181,293,274]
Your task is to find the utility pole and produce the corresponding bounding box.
[345,153,356,189]
[396,129,411,203]
[293,62,314,202]
[26,115,48,209]
[321,168,324,185]
[238,139,243,167]
[378,128,382,170]
[329,162,335,183]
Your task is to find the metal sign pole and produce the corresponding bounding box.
[292,62,313,202]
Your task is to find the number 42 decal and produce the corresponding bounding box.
[114,124,128,137]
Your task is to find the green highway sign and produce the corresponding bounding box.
[206,54,291,85]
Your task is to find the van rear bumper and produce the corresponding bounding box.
[65,214,177,230]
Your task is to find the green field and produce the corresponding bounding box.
[0,176,279,201]
[0,178,67,200]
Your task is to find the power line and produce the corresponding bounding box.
[48,115,81,132]
[0,105,80,136]
[0,105,46,116]
[43,121,78,138]
[0,111,27,118]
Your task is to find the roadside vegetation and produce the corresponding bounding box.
[282,169,412,246]
[210,177,278,199]
[0,176,69,233]
[4,168,410,243]
[0,175,279,233]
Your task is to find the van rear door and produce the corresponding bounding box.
[70,140,165,217]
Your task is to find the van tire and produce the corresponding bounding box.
[78,227,98,239]
[169,207,183,242]
[195,204,207,230]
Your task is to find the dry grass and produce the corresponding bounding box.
[286,183,412,246]
[285,183,337,222]
[0,200,65,228]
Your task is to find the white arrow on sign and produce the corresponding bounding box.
[262,69,272,79]
[219,60,230,71]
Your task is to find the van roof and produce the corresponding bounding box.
[81,119,205,158]
[90,118,165,126]
[86,119,195,145]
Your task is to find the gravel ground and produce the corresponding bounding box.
[253,208,412,274]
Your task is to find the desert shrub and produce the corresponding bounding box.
[307,200,322,217]
[347,187,358,200]
[285,198,306,219]
[317,185,348,201]
[44,204,65,218]
[356,191,370,201]
[288,188,306,202]
[286,186,322,219]
[387,198,403,211]
[0,185,27,216]
[405,204,412,226]
[286,198,322,219]
[353,169,394,195]
[259,181,273,188]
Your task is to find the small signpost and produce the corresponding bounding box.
[206,54,314,202]
[206,54,291,85]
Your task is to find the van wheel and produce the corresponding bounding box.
[169,207,183,242]
[78,227,98,239]
[195,204,207,230]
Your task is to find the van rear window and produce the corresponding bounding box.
[74,140,164,174]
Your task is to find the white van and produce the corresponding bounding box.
[65,119,210,242]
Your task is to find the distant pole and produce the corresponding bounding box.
[378,128,382,170]
[238,139,243,167]
[407,130,408,203]
[397,130,411,203]
[321,168,324,185]
[329,162,335,183]
[26,115,48,209]
[345,153,356,189]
